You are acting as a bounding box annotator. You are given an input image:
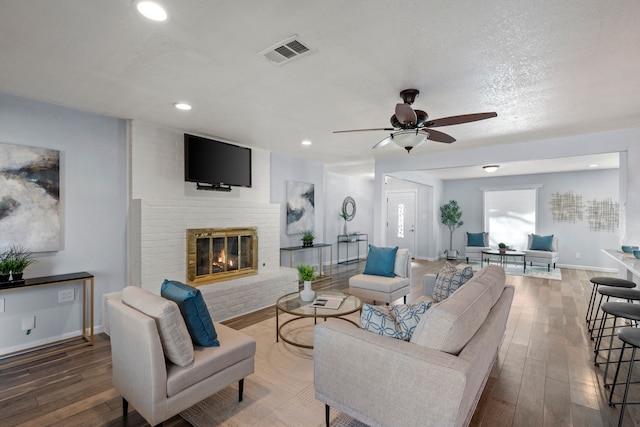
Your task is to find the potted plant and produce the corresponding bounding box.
[498,243,508,254]
[301,231,315,247]
[0,250,12,282]
[440,200,464,260]
[297,264,316,301]
[8,245,36,280]
[339,210,349,236]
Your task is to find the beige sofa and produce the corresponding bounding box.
[314,265,513,427]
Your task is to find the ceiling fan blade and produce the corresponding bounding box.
[395,103,417,124]
[426,112,497,128]
[425,129,456,143]
[333,127,396,133]
[372,135,393,149]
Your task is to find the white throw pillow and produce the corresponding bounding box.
[122,286,194,367]
[394,248,410,278]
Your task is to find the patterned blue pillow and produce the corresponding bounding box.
[360,304,400,339]
[433,262,474,302]
[360,301,432,341]
[391,301,432,341]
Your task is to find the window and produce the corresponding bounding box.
[483,187,538,250]
[397,204,405,238]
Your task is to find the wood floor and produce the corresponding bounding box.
[1,259,638,426]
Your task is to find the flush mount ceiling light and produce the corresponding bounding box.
[136,1,168,21]
[174,102,192,111]
[588,163,599,168]
[391,129,428,153]
[483,165,499,173]
[301,140,312,146]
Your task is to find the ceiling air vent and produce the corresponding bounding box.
[258,35,316,66]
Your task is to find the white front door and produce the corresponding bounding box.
[386,191,417,256]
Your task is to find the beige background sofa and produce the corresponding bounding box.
[314,265,513,427]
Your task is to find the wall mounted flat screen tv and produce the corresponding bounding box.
[184,134,252,188]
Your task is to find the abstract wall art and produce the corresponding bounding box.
[549,191,584,223]
[0,142,61,252]
[286,181,314,235]
[586,197,619,232]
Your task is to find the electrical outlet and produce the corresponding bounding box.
[576,252,581,259]
[58,289,74,303]
[0,298,4,313]
[22,316,35,331]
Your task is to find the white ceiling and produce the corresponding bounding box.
[0,1,638,176]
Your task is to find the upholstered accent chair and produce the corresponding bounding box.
[107,287,256,426]
[523,234,559,271]
[464,231,490,263]
[348,247,411,305]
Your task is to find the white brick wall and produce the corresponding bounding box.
[130,120,296,319]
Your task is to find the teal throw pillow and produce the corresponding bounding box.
[530,234,553,251]
[161,279,219,347]
[433,262,474,302]
[362,245,398,277]
[467,232,486,247]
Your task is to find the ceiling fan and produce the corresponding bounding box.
[333,89,497,152]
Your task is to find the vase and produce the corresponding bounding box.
[0,274,9,283]
[11,272,23,281]
[300,280,315,301]
[343,222,347,236]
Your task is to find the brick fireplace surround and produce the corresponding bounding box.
[129,198,298,321]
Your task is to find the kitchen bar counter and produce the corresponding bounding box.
[602,249,640,281]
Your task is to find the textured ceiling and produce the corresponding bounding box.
[0,1,638,175]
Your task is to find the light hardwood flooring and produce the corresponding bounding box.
[0,259,638,426]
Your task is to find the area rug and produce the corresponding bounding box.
[460,261,562,281]
[179,313,366,426]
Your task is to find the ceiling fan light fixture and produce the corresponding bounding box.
[392,129,427,153]
[483,165,499,173]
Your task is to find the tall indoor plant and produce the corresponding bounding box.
[440,200,464,260]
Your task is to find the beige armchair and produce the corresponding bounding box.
[464,232,490,263]
[348,248,411,305]
[107,288,256,426]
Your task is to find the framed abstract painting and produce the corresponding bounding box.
[0,142,61,252]
[286,181,314,235]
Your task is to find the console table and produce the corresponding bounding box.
[280,244,332,282]
[0,272,94,369]
[337,233,368,264]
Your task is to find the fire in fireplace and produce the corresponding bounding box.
[187,227,258,284]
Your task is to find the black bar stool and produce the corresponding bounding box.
[594,302,640,387]
[587,277,636,337]
[608,327,640,427]
[590,286,640,340]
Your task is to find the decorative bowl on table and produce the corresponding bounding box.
[622,245,639,253]
[633,250,640,259]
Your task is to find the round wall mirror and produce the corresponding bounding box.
[342,196,356,221]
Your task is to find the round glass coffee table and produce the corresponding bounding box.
[276,290,362,349]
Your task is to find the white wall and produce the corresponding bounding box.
[375,127,640,271]
[0,92,127,354]
[441,169,619,268]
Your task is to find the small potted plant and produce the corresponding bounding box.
[0,250,12,283]
[498,243,508,254]
[301,231,315,247]
[339,210,349,236]
[297,264,316,301]
[8,245,36,281]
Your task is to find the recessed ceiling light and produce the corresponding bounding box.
[482,165,499,173]
[136,1,168,21]
[301,140,312,146]
[174,103,192,111]
[588,163,599,168]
